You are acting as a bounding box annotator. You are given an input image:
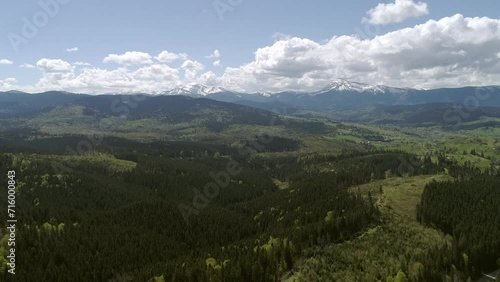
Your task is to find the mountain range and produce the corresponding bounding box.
[163,80,500,113]
[2,80,500,122]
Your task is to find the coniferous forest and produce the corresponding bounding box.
[418,175,500,278]
[0,93,499,281]
[0,133,498,281]
[3,0,500,280]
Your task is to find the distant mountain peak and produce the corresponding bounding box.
[314,79,408,95]
[163,84,229,96]
[323,79,361,91]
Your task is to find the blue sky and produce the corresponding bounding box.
[1,0,500,93]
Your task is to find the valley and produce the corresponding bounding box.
[2,1,500,280]
[0,86,499,281]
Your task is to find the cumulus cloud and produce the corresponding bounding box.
[103,51,153,65]
[20,64,36,69]
[35,59,77,91]
[29,59,180,94]
[0,78,19,90]
[62,67,178,93]
[197,71,222,87]
[181,60,205,81]
[6,14,500,94]
[206,50,221,59]
[218,14,500,92]
[206,50,222,67]
[134,64,180,81]
[37,59,74,73]
[66,47,79,52]
[181,60,204,70]
[74,62,91,66]
[155,51,188,63]
[364,0,429,25]
[0,59,13,65]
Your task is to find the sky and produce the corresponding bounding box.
[1,0,500,94]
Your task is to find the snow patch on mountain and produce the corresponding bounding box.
[160,80,412,97]
[313,79,408,95]
[163,84,229,96]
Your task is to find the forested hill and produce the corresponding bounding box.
[3,83,500,119]
[1,88,500,281]
[0,92,279,124]
[68,95,279,124]
[0,91,83,118]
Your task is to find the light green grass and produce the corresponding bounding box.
[352,175,453,217]
[289,175,455,282]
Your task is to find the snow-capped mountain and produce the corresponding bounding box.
[313,79,408,95]
[160,80,410,98]
[162,84,230,96]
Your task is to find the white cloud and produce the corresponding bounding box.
[218,14,500,92]
[206,50,222,67]
[181,60,204,70]
[74,62,91,66]
[37,59,74,73]
[103,51,153,65]
[20,59,180,94]
[206,50,221,59]
[0,59,13,65]
[134,64,180,81]
[20,64,36,69]
[34,65,181,94]
[0,78,19,90]
[35,59,77,91]
[66,47,79,52]
[197,71,222,87]
[181,60,205,81]
[6,14,500,94]
[364,0,429,25]
[155,51,188,63]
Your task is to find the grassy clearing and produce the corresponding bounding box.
[289,175,454,281]
[286,212,453,282]
[352,175,453,217]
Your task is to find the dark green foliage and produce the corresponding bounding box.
[418,175,500,278]
[242,136,300,152]
[71,95,280,126]
[0,117,497,281]
[0,140,395,281]
[0,91,83,118]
